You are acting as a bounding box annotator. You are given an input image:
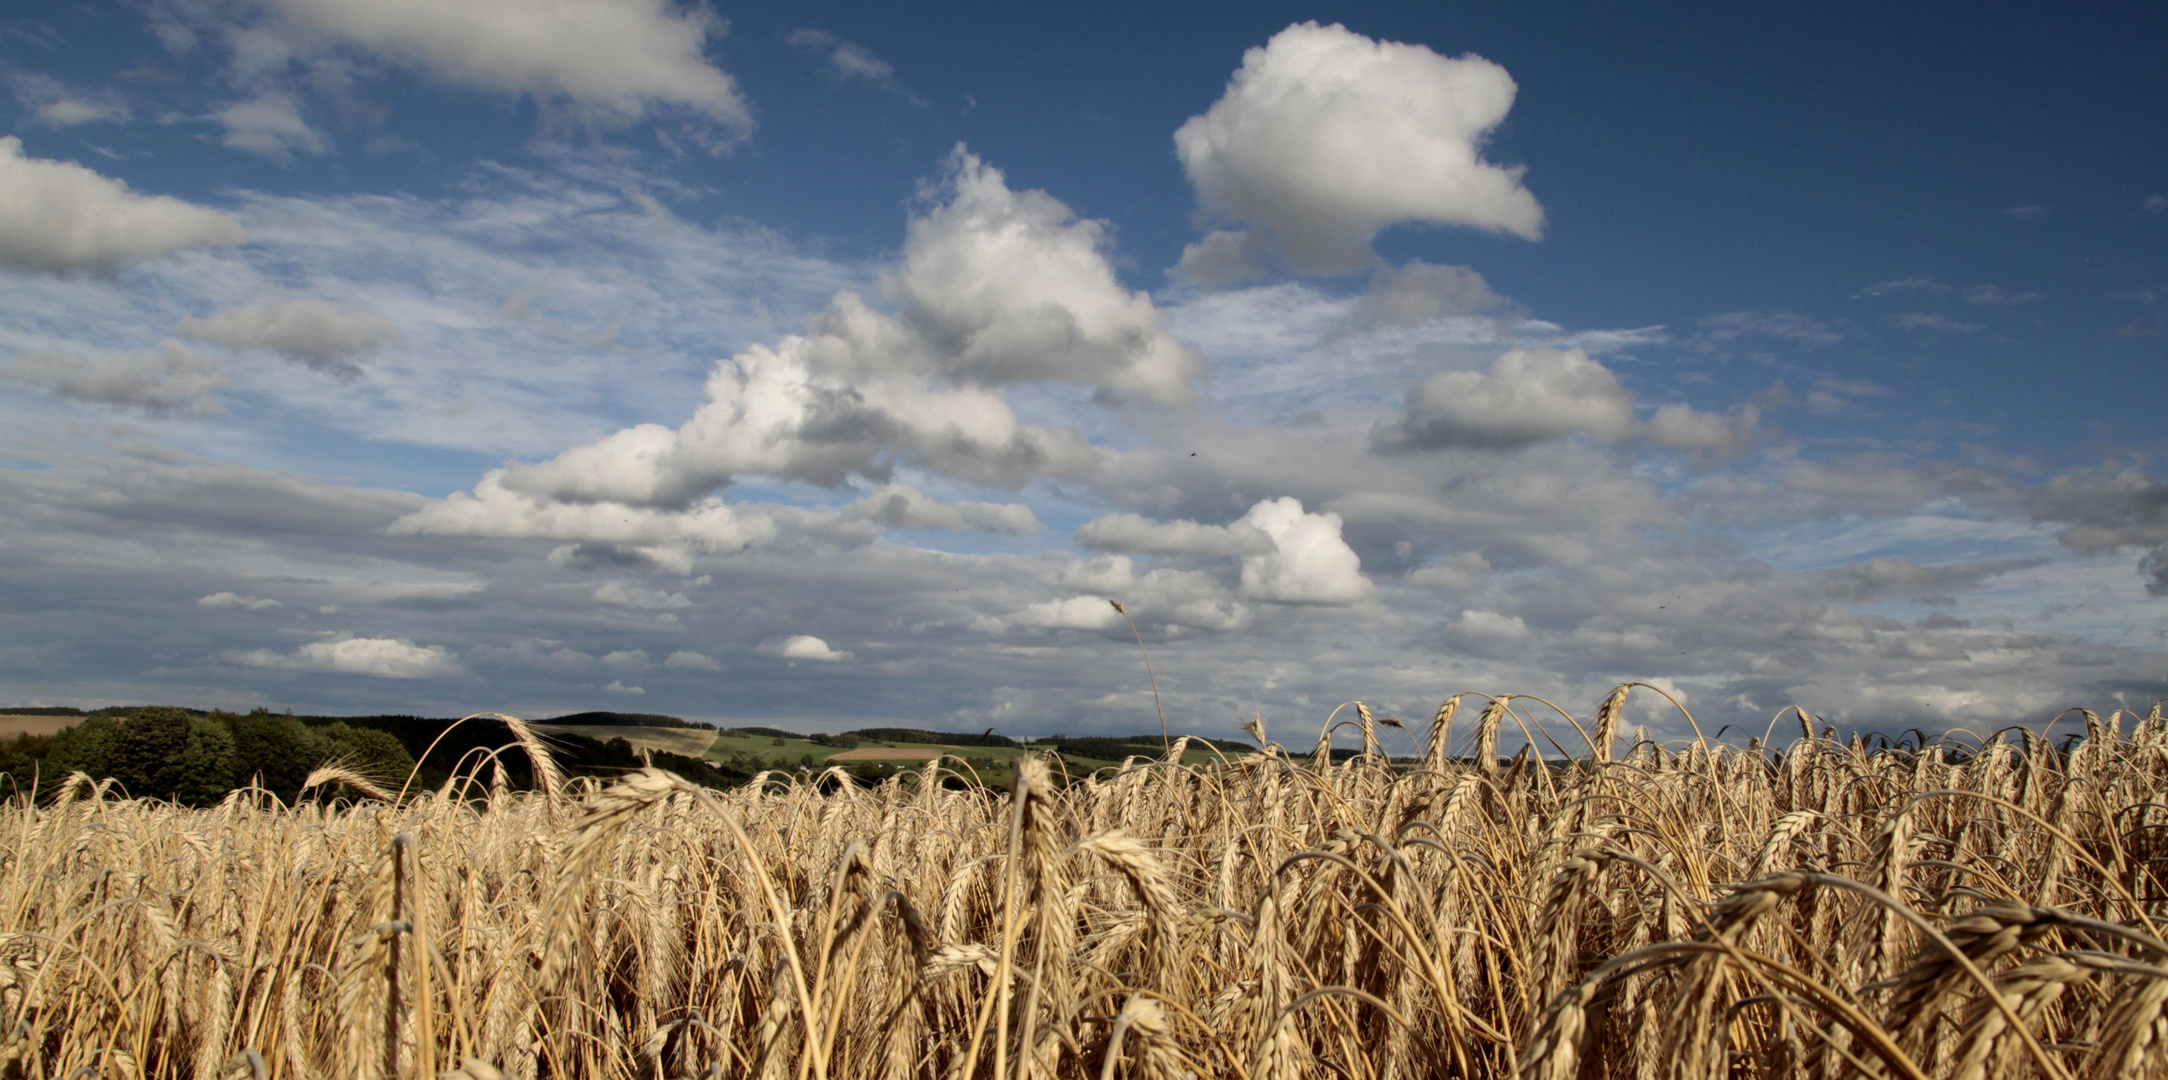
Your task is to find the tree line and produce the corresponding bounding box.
[0,707,747,805]
[0,707,413,805]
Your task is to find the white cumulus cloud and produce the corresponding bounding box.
[1234,496,1374,604]
[758,634,851,662]
[1174,21,1544,274]
[664,649,722,671]
[887,150,1205,404]
[0,138,246,275]
[404,150,1192,559]
[232,636,465,678]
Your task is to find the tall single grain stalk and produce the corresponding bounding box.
[1107,599,1168,753]
[0,690,2164,1079]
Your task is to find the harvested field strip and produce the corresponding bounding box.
[0,690,2164,1079]
[530,722,719,757]
[823,746,948,761]
[0,715,80,738]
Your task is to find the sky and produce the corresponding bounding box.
[1,0,2164,748]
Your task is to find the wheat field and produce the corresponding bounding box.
[3,689,2167,1079]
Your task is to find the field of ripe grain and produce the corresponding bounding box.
[2,688,2166,1079]
[0,714,81,739]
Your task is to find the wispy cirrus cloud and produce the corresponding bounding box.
[1893,312,1985,333]
[786,28,925,106]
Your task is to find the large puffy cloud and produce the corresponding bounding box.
[887,154,1203,403]
[194,0,750,132]
[0,138,246,275]
[177,299,394,376]
[1234,497,1374,604]
[232,636,465,678]
[479,328,1096,507]
[405,150,1192,552]
[1374,348,1635,451]
[1174,22,1544,274]
[3,341,227,416]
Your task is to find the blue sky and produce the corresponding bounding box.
[0,0,2162,744]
